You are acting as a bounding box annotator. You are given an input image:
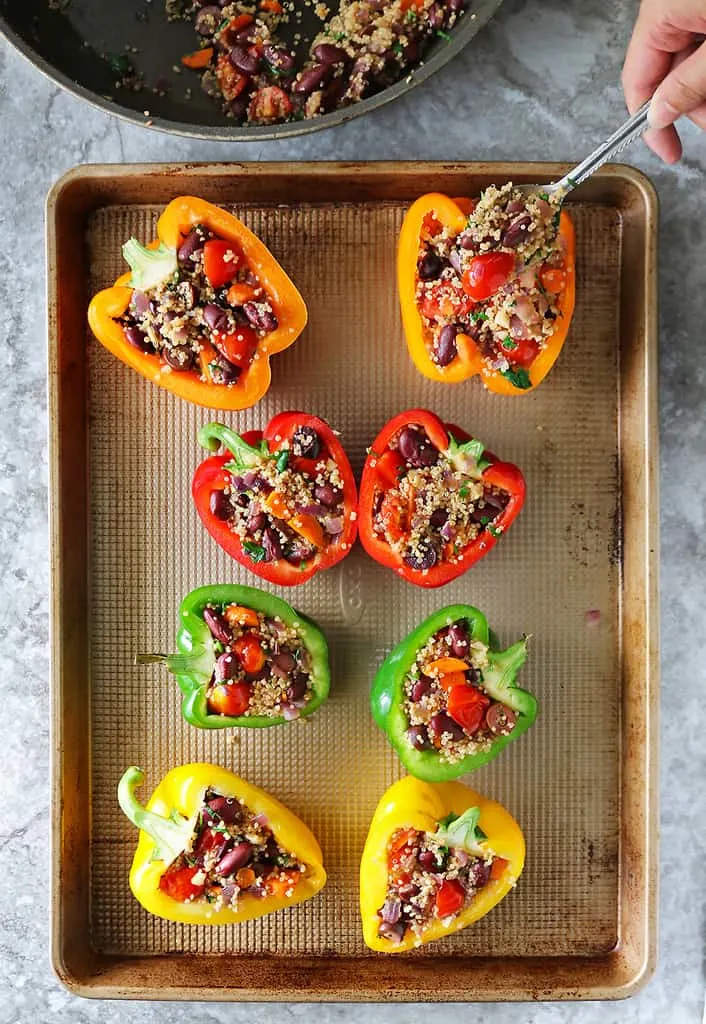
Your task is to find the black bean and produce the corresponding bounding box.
[429,711,465,741]
[242,301,278,333]
[429,508,448,529]
[407,724,432,750]
[263,44,295,71]
[203,607,232,643]
[313,43,348,64]
[209,489,231,520]
[178,229,205,264]
[123,325,153,353]
[215,652,238,682]
[501,214,532,249]
[292,63,331,94]
[398,426,439,468]
[195,5,221,34]
[314,482,341,507]
[286,672,309,702]
[229,43,260,74]
[418,249,442,280]
[163,345,195,371]
[203,302,229,332]
[262,527,283,562]
[292,426,320,459]
[404,541,438,570]
[448,621,470,658]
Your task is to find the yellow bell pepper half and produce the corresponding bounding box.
[118,763,326,925]
[360,776,524,952]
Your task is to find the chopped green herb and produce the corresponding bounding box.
[539,191,549,201]
[218,17,230,30]
[480,515,490,526]
[211,820,231,835]
[501,336,518,351]
[243,541,267,563]
[459,485,470,499]
[204,891,216,903]
[436,29,451,40]
[470,310,488,323]
[213,640,224,654]
[107,53,133,76]
[333,30,346,41]
[392,40,405,56]
[552,210,561,228]
[488,525,502,538]
[501,367,532,390]
[404,8,418,21]
[275,449,290,473]
[368,448,380,459]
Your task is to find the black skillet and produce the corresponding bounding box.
[0,0,504,140]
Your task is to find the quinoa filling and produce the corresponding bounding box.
[403,619,518,763]
[377,813,497,943]
[416,182,567,384]
[159,787,305,909]
[117,223,279,386]
[171,0,468,126]
[201,602,314,719]
[212,424,347,568]
[371,424,508,573]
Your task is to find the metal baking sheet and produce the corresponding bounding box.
[48,162,658,1001]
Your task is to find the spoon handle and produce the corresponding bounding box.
[556,100,651,194]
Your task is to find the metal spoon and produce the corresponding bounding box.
[517,99,651,202]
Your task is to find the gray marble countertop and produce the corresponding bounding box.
[1,0,704,1020]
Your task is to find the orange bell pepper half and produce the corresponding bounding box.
[87,196,307,410]
[398,191,576,394]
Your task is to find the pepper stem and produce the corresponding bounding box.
[135,651,207,674]
[481,638,529,709]
[197,422,267,468]
[117,766,192,864]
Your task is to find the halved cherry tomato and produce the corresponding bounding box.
[539,266,566,293]
[207,681,251,717]
[374,449,405,490]
[379,492,407,543]
[264,868,300,896]
[462,252,515,301]
[504,335,540,368]
[215,54,249,103]
[193,827,226,859]
[212,324,258,368]
[447,685,490,735]
[224,604,260,629]
[388,827,418,869]
[233,633,266,674]
[435,878,465,918]
[420,281,474,322]
[248,86,293,124]
[159,865,206,902]
[203,238,242,288]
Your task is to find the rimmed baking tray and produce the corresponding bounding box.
[47,162,658,1001]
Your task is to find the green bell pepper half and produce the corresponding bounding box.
[370,604,537,781]
[137,583,330,729]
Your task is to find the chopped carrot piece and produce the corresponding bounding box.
[223,13,253,33]
[539,266,566,293]
[260,0,283,12]
[226,282,257,306]
[490,857,509,881]
[289,512,325,549]
[236,867,256,888]
[224,604,259,628]
[427,657,470,676]
[181,47,214,69]
[198,340,219,381]
[264,491,293,520]
[265,869,300,897]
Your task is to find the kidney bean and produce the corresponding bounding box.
[407,724,432,750]
[418,249,442,280]
[130,290,150,316]
[216,841,253,876]
[203,607,232,643]
[215,651,238,682]
[178,229,205,264]
[210,489,231,520]
[292,63,331,94]
[314,482,342,507]
[429,711,465,741]
[272,650,296,677]
[286,672,309,702]
[262,527,283,562]
[322,74,348,111]
[458,231,478,251]
[501,214,532,248]
[195,5,221,34]
[313,42,348,65]
[429,508,448,529]
[263,44,295,72]
[378,920,405,944]
[427,3,445,28]
[433,323,458,366]
[467,859,491,889]
[292,426,320,459]
[285,538,315,564]
[404,542,438,571]
[123,325,153,352]
[242,301,278,333]
[448,621,470,658]
[246,504,266,534]
[163,345,195,371]
[483,489,509,511]
[418,848,443,873]
[411,676,432,702]
[206,794,242,824]
[203,302,229,332]
[211,355,241,385]
[398,882,420,900]
[485,703,518,736]
[397,426,439,468]
[229,42,260,74]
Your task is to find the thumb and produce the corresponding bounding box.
[649,40,706,128]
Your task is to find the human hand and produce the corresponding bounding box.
[622,0,706,163]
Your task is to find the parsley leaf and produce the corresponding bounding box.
[459,485,470,499]
[275,449,289,473]
[488,524,502,538]
[502,367,532,390]
[480,515,490,526]
[470,310,488,323]
[436,29,451,40]
[501,336,517,351]
[243,541,267,563]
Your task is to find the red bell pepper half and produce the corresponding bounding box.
[192,412,358,586]
[358,409,525,588]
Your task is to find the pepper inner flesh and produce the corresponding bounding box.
[416,183,566,381]
[377,821,496,944]
[158,787,304,908]
[213,425,347,569]
[371,425,508,573]
[117,223,279,385]
[404,620,518,762]
[202,602,314,720]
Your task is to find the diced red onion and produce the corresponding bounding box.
[242,471,259,488]
[282,704,300,720]
[440,521,455,543]
[585,609,601,626]
[381,897,401,924]
[297,502,329,517]
[455,850,470,867]
[510,314,529,339]
[253,812,268,827]
[324,516,343,536]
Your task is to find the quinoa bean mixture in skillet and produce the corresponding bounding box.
[159,788,306,910]
[404,618,518,763]
[417,183,569,386]
[378,807,501,944]
[118,223,279,385]
[201,601,315,719]
[172,0,468,125]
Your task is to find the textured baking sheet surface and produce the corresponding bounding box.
[87,200,621,958]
